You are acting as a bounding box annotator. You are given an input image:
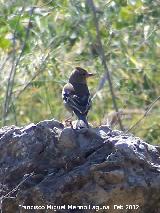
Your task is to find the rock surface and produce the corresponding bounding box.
[0,119,160,213]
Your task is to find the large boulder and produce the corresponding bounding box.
[0,119,160,213]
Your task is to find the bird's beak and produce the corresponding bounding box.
[86,73,95,78]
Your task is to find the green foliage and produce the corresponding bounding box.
[0,0,159,144]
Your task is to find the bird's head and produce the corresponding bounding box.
[69,67,95,84]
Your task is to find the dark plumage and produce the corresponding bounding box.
[62,67,94,128]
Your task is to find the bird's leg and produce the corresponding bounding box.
[76,114,89,129]
[76,119,89,129]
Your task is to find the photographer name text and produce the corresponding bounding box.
[19,204,139,211]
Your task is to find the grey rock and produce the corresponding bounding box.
[37,119,64,130]
[0,122,160,213]
[58,127,79,151]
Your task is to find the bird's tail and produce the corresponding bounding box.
[78,114,89,128]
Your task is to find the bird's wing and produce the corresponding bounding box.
[68,95,91,114]
[62,83,91,114]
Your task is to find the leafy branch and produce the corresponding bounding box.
[126,95,160,133]
[86,0,124,131]
[2,2,38,125]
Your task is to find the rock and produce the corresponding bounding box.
[0,122,160,213]
[58,127,78,151]
[37,119,64,129]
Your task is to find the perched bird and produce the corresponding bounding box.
[62,67,95,128]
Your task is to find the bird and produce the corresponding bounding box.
[62,67,95,128]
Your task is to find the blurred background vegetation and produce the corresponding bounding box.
[0,0,159,144]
